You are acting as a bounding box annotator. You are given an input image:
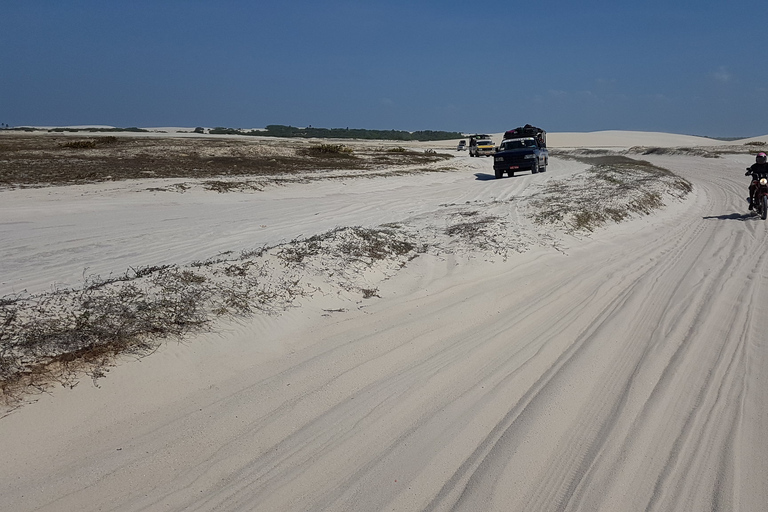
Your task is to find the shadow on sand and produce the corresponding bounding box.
[702,212,756,221]
[475,172,527,181]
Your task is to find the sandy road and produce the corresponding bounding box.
[1,151,767,511]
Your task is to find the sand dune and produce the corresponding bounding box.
[1,131,767,511]
[549,130,733,148]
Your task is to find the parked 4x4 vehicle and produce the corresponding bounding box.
[469,138,495,157]
[493,125,548,178]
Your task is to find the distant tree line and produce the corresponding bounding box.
[209,125,463,141]
[46,127,149,133]
[6,127,150,133]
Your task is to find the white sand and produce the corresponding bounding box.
[2,131,768,511]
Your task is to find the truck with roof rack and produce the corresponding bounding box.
[492,125,548,178]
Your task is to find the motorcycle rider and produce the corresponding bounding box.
[745,152,768,210]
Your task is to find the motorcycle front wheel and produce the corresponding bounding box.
[761,196,767,220]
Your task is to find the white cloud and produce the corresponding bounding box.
[713,66,731,82]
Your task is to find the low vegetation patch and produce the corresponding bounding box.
[0,226,421,407]
[629,146,722,158]
[0,134,453,189]
[445,214,499,242]
[201,180,265,193]
[60,136,120,149]
[557,144,768,160]
[0,261,307,405]
[530,155,691,232]
[307,143,354,154]
[278,226,417,266]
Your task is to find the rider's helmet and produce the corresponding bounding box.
[757,152,767,164]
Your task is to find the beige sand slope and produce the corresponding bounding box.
[548,130,734,148]
[1,132,768,511]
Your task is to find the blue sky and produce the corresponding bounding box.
[2,0,766,137]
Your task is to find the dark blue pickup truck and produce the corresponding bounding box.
[493,125,548,178]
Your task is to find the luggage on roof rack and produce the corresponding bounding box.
[503,124,546,147]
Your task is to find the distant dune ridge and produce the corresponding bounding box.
[1,129,768,511]
[6,125,768,147]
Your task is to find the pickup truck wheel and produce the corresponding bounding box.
[495,169,503,179]
[531,160,539,174]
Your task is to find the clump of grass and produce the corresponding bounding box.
[0,260,305,405]
[454,210,480,217]
[530,156,691,232]
[442,214,510,253]
[308,144,354,154]
[572,211,602,231]
[744,141,766,146]
[82,265,172,291]
[445,216,497,239]
[240,246,268,259]
[337,227,416,260]
[278,227,416,265]
[202,180,240,193]
[61,140,98,149]
[146,183,191,193]
[201,180,264,193]
[60,136,119,149]
[674,179,693,194]
[0,268,214,400]
[277,236,325,264]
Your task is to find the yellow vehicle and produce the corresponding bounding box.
[469,139,495,157]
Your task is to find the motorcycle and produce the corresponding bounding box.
[746,168,768,220]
